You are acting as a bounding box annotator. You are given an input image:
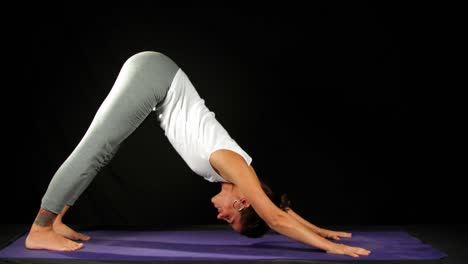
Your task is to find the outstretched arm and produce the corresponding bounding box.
[210,149,371,258]
[286,209,352,240]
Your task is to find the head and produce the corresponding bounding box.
[210,181,290,238]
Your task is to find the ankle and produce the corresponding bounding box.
[31,208,58,232]
[30,223,53,232]
[53,216,63,224]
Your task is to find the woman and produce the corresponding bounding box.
[25,51,371,258]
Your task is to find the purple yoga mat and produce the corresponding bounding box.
[0,229,447,261]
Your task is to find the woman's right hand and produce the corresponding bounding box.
[326,243,371,258]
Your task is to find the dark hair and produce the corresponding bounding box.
[239,181,291,238]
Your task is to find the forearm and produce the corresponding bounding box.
[286,209,323,234]
[268,210,336,251]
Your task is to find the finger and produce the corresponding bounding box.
[358,248,371,255]
[333,236,340,240]
[340,232,352,237]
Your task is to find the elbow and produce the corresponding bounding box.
[266,211,292,230]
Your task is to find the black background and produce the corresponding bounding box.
[2,4,464,228]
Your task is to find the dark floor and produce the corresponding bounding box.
[0,224,466,264]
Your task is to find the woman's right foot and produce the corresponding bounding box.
[25,229,84,251]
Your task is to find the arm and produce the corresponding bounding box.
[210,150,370,257]
[286,209,352,240]
[286,209,322,233]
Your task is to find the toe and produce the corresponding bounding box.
[71,242,83,251]
[78,233,91,241]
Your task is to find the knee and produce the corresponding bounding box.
[93,141,118,170]
[124,51,177,69]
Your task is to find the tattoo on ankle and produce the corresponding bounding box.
[34,209,56,227]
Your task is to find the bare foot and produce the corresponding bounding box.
[53,222,91,241]
[25,229,84,251]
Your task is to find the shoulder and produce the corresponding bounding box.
[210,149,246,168]
[209,149,250,183]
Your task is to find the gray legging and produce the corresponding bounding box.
[41,51,179,214]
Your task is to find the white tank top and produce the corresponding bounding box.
[154,69,252,182]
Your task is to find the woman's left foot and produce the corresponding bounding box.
[53,222,90,241]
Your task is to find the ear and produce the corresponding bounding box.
[233,185,251,208]
[241,198,251,209]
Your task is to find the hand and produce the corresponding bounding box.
[326,243,371,258]
[318,228,352,240]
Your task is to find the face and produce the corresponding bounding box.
[211,183,244,232]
